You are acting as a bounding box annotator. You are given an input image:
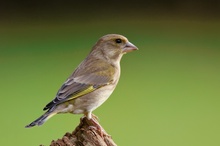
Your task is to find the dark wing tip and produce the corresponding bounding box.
[25,123,35,128]
[43,106,48,111]
[43,100,56,111]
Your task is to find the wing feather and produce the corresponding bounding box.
[43,60,115,111]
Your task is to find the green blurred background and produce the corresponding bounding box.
[1,0,220,145]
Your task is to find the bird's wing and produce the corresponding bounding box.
[43,63,115,111]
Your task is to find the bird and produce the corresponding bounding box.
[25,34,138,128]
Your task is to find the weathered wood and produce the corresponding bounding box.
[44,115,117,146]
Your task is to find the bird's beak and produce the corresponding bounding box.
[122,42,138,53]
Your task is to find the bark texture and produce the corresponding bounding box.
[42,116,117,146]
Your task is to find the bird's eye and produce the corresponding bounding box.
[115,39,122,44]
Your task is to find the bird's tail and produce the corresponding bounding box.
[25,109,57,128]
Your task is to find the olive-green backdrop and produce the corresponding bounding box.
[1,2,220,145]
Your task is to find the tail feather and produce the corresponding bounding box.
[25,111,56,128]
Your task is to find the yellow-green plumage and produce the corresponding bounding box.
[68,86,96,100]
[25,34,138,128]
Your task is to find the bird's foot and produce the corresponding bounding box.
[87,116,110,138]
[91,113,99,121]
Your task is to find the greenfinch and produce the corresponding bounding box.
[25,34,138,128]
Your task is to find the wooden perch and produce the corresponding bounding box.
[43,115,117,146]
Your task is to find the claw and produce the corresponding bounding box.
[87,116,109,138]
[83,113,109,137]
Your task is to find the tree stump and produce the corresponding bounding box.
[43,115,117,146]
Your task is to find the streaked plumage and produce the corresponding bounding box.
[25,34,138,128]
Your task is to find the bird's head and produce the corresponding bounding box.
[91,34,138,63]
